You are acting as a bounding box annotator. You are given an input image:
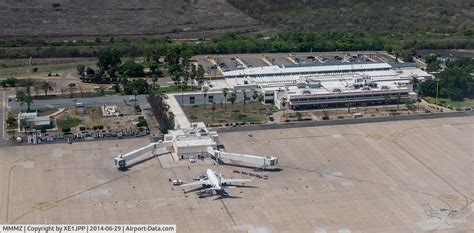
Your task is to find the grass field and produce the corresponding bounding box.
[424,96,474,109]
[0,58,97,78]
[182,102,272,125]
[57,117,82,129]
[159,86,200,94]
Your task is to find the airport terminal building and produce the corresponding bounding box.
[176,62,432,110]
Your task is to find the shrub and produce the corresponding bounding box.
[322,116,329,120]
[62,128,71,133]
[93,126,98,130]
[97,125,104,130]
[79,126,86,131]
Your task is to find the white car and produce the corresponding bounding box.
[172,180,183,186]
[189,158,196,163]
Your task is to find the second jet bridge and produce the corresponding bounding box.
[115,141,173,169]
[207,147,278,169]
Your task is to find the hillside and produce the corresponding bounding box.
[0,0,268,38]
[227,0,474,39]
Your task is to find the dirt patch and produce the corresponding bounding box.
[0,0,269,38]
[182,102,271,126]
[55,105,141,132]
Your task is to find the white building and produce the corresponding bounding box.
[178,62,432,110]
[164,122,218,159]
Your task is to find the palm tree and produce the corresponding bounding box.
[346,102,352,114]
[281,97,288,117]
[19,79,35,96]
[132,86,139,110]
[33,82,41,96]
[197,65,205,85]
[151,77,158,89]
[242,90,247,113]
[68,83,76,98]
[252,89,258,110]
[16,89,34,111]
[202,86,209,109]
[396,93,401,111]
[222,88,229,112]
[384,94,390,111]
[171,67,182,89]
[227,91,237,117]
[41,81,53,96]
[190,64,197,88]
[211,101,216,122]
[182,70,190,90]
[256,93,264,115]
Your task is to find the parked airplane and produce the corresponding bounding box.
[180,169,253,197]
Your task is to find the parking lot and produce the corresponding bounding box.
[239,56,269,68]
[1,116,472,232]
[195,52,396,76]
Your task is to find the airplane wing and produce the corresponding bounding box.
[221,178,253,184]
[179,180,209,188]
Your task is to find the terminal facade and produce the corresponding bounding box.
[174,62,432,110]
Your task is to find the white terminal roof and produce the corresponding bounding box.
[285,80,411,97]
[203,62,431,95]
[223,63,393,77]
[174,137,216,148]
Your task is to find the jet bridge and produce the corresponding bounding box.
[207,147,278,169]
[114,141,173,169]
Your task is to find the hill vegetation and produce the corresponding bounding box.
[228,0,474,48]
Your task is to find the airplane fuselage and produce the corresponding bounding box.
[206,169,221,190]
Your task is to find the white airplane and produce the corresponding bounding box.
[180,169,253,197]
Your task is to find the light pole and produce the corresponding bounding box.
[435,78,440,105]
[181,81,184,107]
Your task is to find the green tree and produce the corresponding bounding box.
[18,79,35,96]
[222,88,229,111]
[68,83,76,98]
[281,97,288,117]
[77,64,85,75]
[182,70,190,90]
[242,90,247,112]
[256,93,264,114]
[124,79,150,95]
[16,89,34,111]
[197,65,205,84]
[227,91,237,116]
[384,94,390,111]
[170,64,183,88]
[151,76,158,89]
[400,49,415,62]
[346,102,352,113]
[425,54,441,72]
[252,89,259,110]
[6,114,16,127]
[120,60,145,77]
[5,77,18,87]
[211,101,216,122]
[86,67,95,77]
[97,48,122,74]
[40,81,53,96]
[396,93,401,111]
[202,86,209,108]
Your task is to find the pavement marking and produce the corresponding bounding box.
[365,133,383,139]
[2,91,5,139]
[390,131,407,139]
[33,202,56,212]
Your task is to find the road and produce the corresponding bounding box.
[9,94,148,110]
[1,91,5,144]
[216,111,474,133]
